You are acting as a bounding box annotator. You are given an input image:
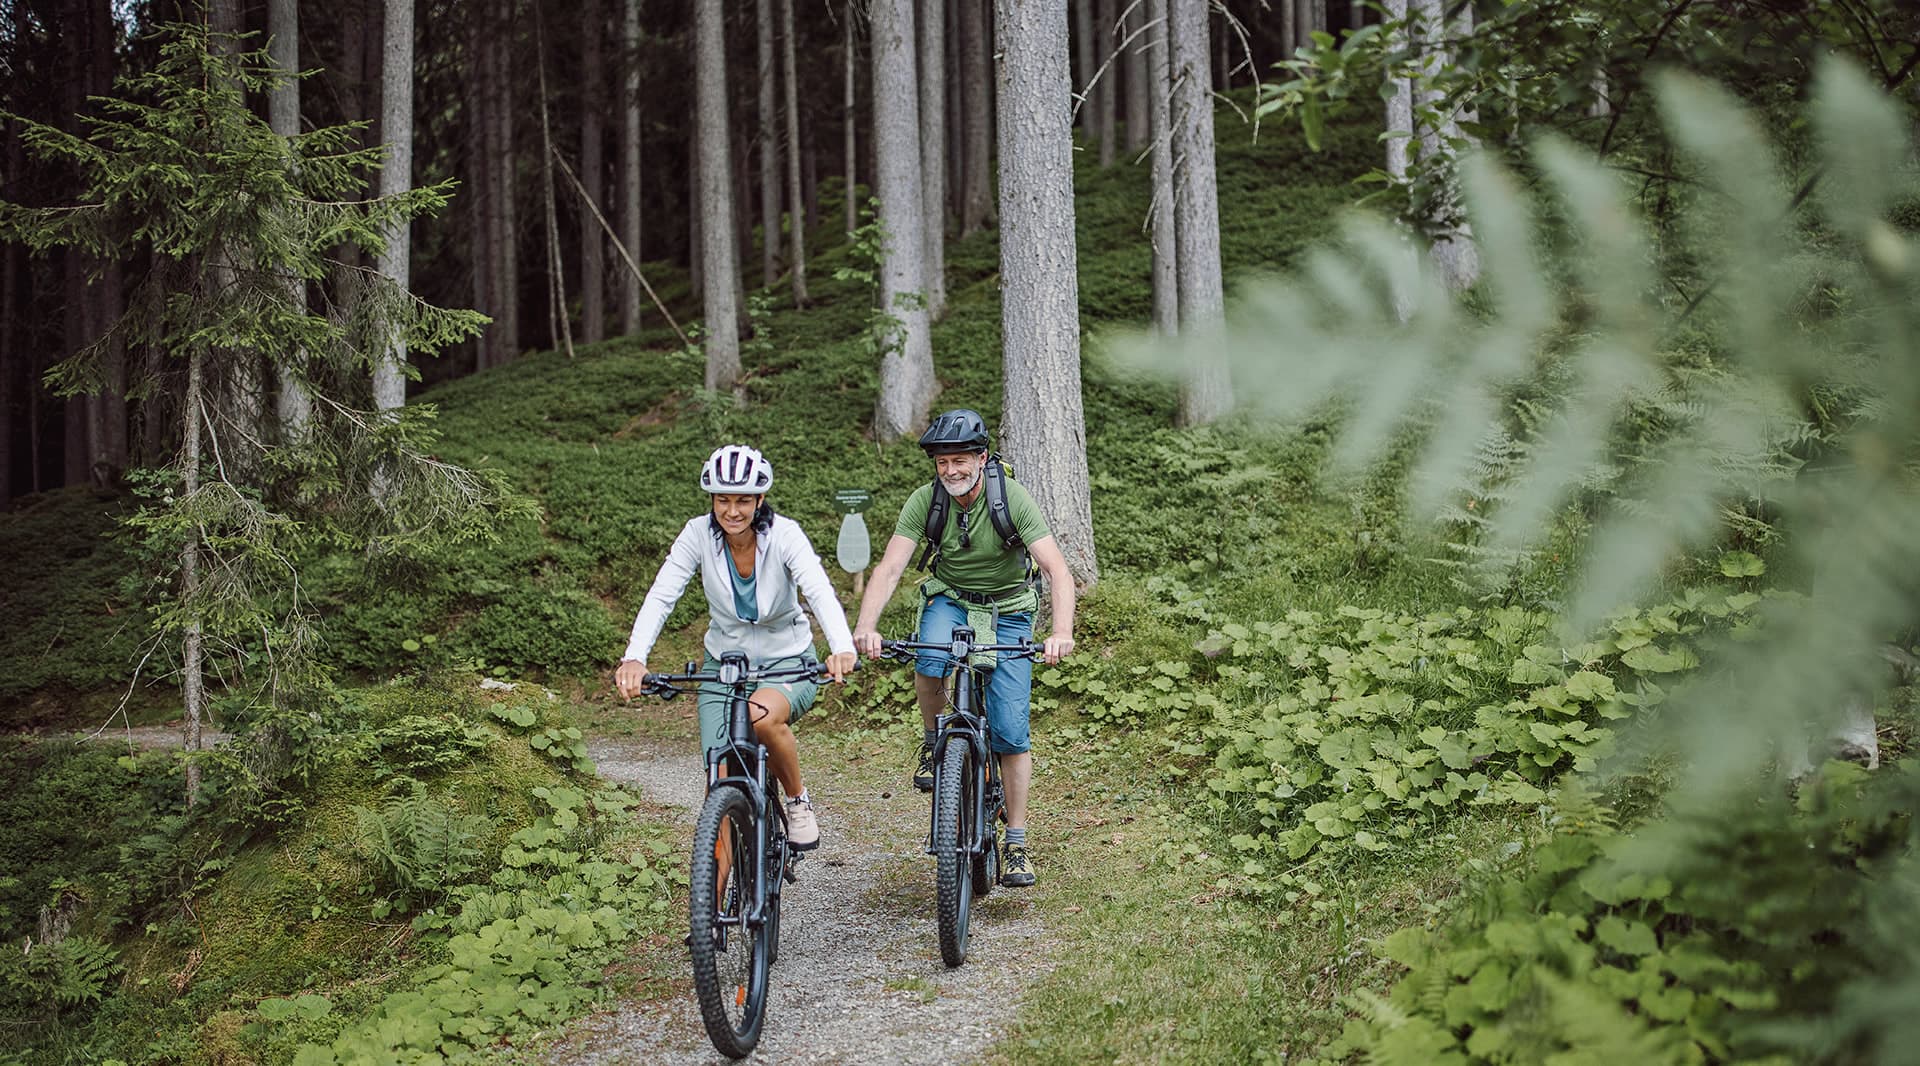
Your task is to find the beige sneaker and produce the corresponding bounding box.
[785,796,820,851]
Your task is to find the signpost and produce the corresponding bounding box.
[833,489,875,597]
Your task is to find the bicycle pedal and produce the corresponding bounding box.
[784,853,804,884]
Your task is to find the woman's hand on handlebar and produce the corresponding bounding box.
[825,650,857,682]
[614,659,648,701]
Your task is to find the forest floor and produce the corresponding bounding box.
[546,698,1079,1065]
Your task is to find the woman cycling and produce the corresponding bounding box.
[613,445,857,850]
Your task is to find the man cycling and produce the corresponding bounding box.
[851,409,1076,887]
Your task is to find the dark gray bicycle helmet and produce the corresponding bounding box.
[918,409,990,455]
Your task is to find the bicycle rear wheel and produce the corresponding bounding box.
[934,741,974,967]
[689,787,770,1058]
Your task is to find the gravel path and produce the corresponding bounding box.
[548,730,1059,1066]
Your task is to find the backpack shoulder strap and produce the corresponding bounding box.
[915,478,950,572]
[983,455,1024,552]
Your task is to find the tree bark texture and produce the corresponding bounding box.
[1,236,14,506]
[844,5,859,236]
[781,0,810,305]
[1383,0,1411,181]
[695,0,742,391]
[1146,0,1178,336]
[1169,0,1229,426]
[870,0,936,439]
[182,349,206,802]
[620,0,644,333]
[580,0,608,343]
[373,0,414,411]
[757,0,782,289]
[689,148,704,291]
[269,0,315,435]
[960,0,995,235]
[469,12,496,369]
[209,0,261,467]
[537,19,575,359]
[1123,0,1148,153]
[918,0,948,319]
[996,0,1098,587]
[1413,0,1479,290]
[489,0,521,362]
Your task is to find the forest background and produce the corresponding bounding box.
[3,0,1920,1063]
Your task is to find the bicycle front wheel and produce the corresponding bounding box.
[934,740,974,968]
[689,786,770,1058]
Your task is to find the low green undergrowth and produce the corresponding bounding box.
[1322,763,1920,1066]
[0,679,679,1064]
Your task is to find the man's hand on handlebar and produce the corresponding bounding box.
[852,629,883,658]
[614,659,648,701]
[1042,633,1075,665]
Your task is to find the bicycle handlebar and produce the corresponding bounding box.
[878,637,1047,663]
[640,659,852,700]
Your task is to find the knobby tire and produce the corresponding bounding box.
[689,786,769,1058]
[934,740,974,967]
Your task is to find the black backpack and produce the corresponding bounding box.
[914,454,1028,574]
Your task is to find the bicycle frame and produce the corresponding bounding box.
[650,653,825,938]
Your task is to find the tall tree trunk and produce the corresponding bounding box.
[208,0,265,468]
[1293,0,1311,52]
[918,0,947,319]
[1147,0,1178,336]
[757,0,781,288]
[536,18,575,359]
[997,0,1097,586]
[946,0,964,221]
[1281,0,1296,58]
[268,0,314,434]
[1093,0,1116,166]
[1073,0,1094,143]
[1,235,14,508]
[1413,0,1478,290]
[580,0,607,343]
[62,259,89,487]
[870,0,935,439]
[1123,0,1148,153]
[619,0,644,333]
[781,0,809,305]
[1351,0,1366,30]
[180,345,206,802]
[695,0,742,391]
[843,4,859,237]
[491,0,521,362]
[1383,0,1411,182]
[93,262,126,482]
[959,0,994,236]
[689,146,704,292]
[373,0,414,411]
[469,11,496,370]
[1169,0,1227,426]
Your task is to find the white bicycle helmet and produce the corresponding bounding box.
[699,444,774,494]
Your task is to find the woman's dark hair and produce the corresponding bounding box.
[708,497,774,538]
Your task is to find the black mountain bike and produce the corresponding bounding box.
[640,654,837,1059]
[881,628,1043,967]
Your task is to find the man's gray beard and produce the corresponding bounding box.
[943,468,983,497]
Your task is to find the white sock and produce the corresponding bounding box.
[794,788,810,805]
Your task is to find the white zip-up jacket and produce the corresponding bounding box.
[621,514,855,666]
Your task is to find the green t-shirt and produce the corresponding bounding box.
[892,476,1053,596]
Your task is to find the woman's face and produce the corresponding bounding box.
[712,493,762,537]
